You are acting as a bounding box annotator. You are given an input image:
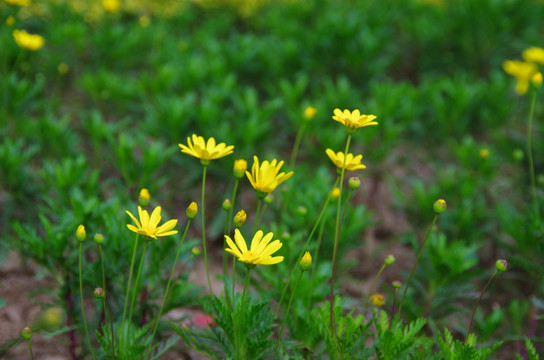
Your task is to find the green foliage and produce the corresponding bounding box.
[436,328,502,360]
[374,313,430,360]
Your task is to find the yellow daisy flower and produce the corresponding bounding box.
[369,293,385,307]
[332,109,378,133]
[179,134,234,165]
[12,29,44,51]
[503,60,540,95]
[126,206,178,239]
[246,155,294,198]
[522,47,544,65]
[225,229,284,267]
[325,148,366,172]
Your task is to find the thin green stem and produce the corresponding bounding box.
[79,243,95,360]
[26,338,34,360]
[122,234,140,329]
[330,134,352,337]
[526,90,540,224]
[397,214,438,317]
[99,244,115,360]
[289,124,307,170]
[201,165,213,295]
[465,271,499,343]
[368,264,387,300]
[253,198,262,236]
[145,220,191,359]
[275,270,303,358]
[225,179,240,277]
[129,241,148,325]
[275,178,338,317]
[236,269,252,360]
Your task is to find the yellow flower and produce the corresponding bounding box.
[522,47,544,65]
[179,134,234,165]
[369,293,385,307]
[332,109,378,132]
[126,206,178,239]
[4,0,30,6]
[233,159,247,178]
[225,229,284,267]
[330,187,340,199]
[139,15,150,27]
[6,16,15,26]
[12,29,44,51]
[246,155,294,197]
[57,63,69,74]
[503,60,539,95]
[479,148,489,159]
[326,149,366,172]
[304,106,317,120]
[102,0,121,13]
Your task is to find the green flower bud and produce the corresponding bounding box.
[187,201,198,219]
[94,233,104,244]
[21,327,32,340]
[299,251,312,271]
[139,188,150,206]
[233,210,247,228]
[433,199,447,214]
[233,159,247,178]
[192,246,202,256]
[264,194,274,204]
[348,176,361,190]
[392,280,402,289]
[76,225,86,242]
[222,199,232,211]
[496,259,508,272]
[513,149,524,161]
[384,255,395,265]
[93,287,105,298]
[297,205,308,216]
[281,232,291,241]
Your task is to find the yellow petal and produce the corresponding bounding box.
[149,206,162,228]
[126,210,141,229]
[234,229,248,254]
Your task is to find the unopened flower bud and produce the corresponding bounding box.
[496,259,508,272]
[192,246,202,256]
[94,233,104,244]
[37,307,63,331]
[479,148,489,159]
[304,106,317,121]
[299,251,312,271]
[222,199,232,211]
[384,255,395,265]
[433,199,447,214]
[139,188,150,206]
[330,187,340,199]
[233,210,247,228]
[187,201,198,219]
[297,205,308,216]
[233,159,247,178]
[349,176,361,190]
[282,232,291,241]
[21,327,32,340]
[392,280,402,289]
[513,149,524,161]
[76,225,86,242]
[93,287,105,298]
[264,194,274,204]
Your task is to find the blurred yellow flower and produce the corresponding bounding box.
[326,149,366,172]
[6,16,15,26]
[179,134,234,165]
[102,0,121,12]
[304,106,317,120]
[139,188,150,206]
[13,29,44,51]
[57,63,69,74]
[246,155,294,197]
[479,148,489,159]
[225,229,284,266]
[233,159,247,178]
[139,15,150,27]
[503,60,539,95]
[369,293,385,307]
[126,206,178,239]
[330,187,340,199]
[4,0,30,6]
[332,109,378,132]
[522,47,544,65]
